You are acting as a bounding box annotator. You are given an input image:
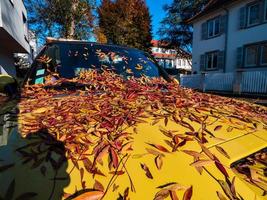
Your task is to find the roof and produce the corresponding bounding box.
[151,40,192,59]
[151,40,169,48]
[46,37,139,51]
[187,0,236,23]
[152,53,177,60]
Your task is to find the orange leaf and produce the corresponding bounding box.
[71,191,104,200]
[170,190,179,200]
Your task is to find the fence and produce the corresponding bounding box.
[180,71,267,95]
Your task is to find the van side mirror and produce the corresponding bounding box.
[0,75,18,96]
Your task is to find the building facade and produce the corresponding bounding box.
[181,0,267,94]
[0,0,30,76]
[151,40,192,71]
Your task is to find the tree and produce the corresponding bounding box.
[97,0,152,52]
[24,0,95,43]
[159,0,209,57]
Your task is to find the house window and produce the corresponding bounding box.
[261,44,267,65]
[178,59,181,66]
[247,2,261,26]
[244,42,267,67]
[206,52,218,69]
[207,17,220,38]
[245,45,258,66]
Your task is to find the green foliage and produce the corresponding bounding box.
[159,0,209,55]
[24,0,95,42]
[97,0,152,52]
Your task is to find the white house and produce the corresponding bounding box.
[151,40,192,72]
[182,0,267,94]
[0,0,30,76]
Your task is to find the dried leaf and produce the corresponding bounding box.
[190,160,214,167]
[94,180,104,192]
[154,189,169,200]
[110,147,119,168]
[199,143,215,160]
[183,186,193,200]
[215,159,229,178]
[147,143,169,153]
[67,190,104,200]
[214,125,222,131]
[169,190,179,200]
[140,163,153,179]
[155,155,163,170]
[216,191,228,200]
[146,148,164,157]
[215,146,230,159]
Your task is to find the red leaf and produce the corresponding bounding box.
[94,180,104,192]
[147,143,169,153]
[109,147,119,169]
[214,158,229,178]
[183,186,193,200]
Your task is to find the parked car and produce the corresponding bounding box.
[0,38,266,200]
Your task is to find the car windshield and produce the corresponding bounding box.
[57,43,160,79]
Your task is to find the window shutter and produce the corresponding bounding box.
[201,22,208,40]
[220,15,227,34]
[239,7,247,29]
[236,47,244,68]
[200,54,206,71]
[217,51,225,70]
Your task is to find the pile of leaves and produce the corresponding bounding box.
[233,149,267,195]
[18,70,267,199]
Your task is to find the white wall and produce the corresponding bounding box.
[192,9,226,73]
[192,0,267,73]
[227,0,267,72]
[0,0,30,53]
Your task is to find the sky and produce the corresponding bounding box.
[146,0,172,39]
[96,0,173,39]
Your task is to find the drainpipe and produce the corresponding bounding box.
[223,7,229,73]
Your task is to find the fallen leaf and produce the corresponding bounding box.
[140,163,153,179]
[190,159,214,167]
[94,180,104,192]
[155,155,163,170]
[214,125,222,131]
[215,146,230,159]
[183,186,193,200]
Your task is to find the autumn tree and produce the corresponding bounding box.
[159,0,209,56]
[97,0,152,52]
[24,0,95,42]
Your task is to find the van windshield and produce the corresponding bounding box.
[57,43,160,79]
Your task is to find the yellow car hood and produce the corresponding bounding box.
[0,70,266,200]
